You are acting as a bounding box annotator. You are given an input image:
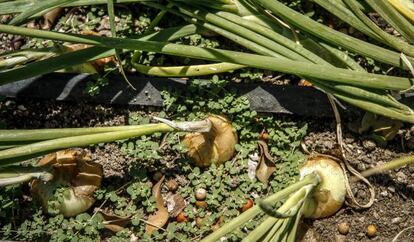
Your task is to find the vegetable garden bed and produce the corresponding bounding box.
[1,0,414,241]
[0,97,413,241]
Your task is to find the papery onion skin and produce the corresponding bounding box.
[31,149,102,217]
[32,182,95,217]
[300,155,346,219]
[183,115,237,167]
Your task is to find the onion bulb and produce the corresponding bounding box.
[31,149,103,217]
[183,115,237,167]
[300,155,346,219]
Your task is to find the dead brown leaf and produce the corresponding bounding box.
[100,211,132,232]
[145,176,169,234]
[42,8,63,30]
[256,140,276,184]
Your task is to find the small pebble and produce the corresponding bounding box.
[195,201,208,208]
[167,179,178,191]
[241,199,254,212]
[367,224,377,238]
[357,163,366,171]
[335,234,347,242]
[391,217,402,224]
[388,186,396,193]
[17,105,27,111]
[338,222,349,235]
[195,188,207,200]
[396,171,407,182]
[5,100,14,107]
[362,139,376,151]
[373,212,380,220]
[153,171,163,181]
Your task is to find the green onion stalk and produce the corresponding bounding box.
[313,0,414,48]
[0,117,212,167]
[0,0,151,15]
[1,0,414,123]
[0,48,59,70]
[0,165,53,186]
[0,117,212,218]
[142,1,414,121]
[1,24,412,89]
[251,0,414,66]
[0,24,414,123]
[201,154,414,242]
[388,0,414,23]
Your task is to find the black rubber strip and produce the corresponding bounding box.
[3,73,409,117]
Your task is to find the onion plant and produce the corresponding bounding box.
[201,154,414,242]
[1,0,414,125]
[0,117,212,166]
[0,117,212,217]
[0,0,413,232]
[1,22,414,123]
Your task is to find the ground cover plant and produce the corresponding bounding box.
[1,0,414,241]
[0,78,310,241]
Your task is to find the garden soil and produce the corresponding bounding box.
[1,99,413,242]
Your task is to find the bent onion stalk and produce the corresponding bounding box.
[202,154,414,242]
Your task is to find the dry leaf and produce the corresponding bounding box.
[37,153,57,166]
[256,140,276,184]
[63,36,115,73]
[298,79,313,87]
[145,176,169,234]
[42,8,63,30]
[100,211,131,232]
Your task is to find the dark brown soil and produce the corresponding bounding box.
[1,99,413,241]
[302,120,414,242]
